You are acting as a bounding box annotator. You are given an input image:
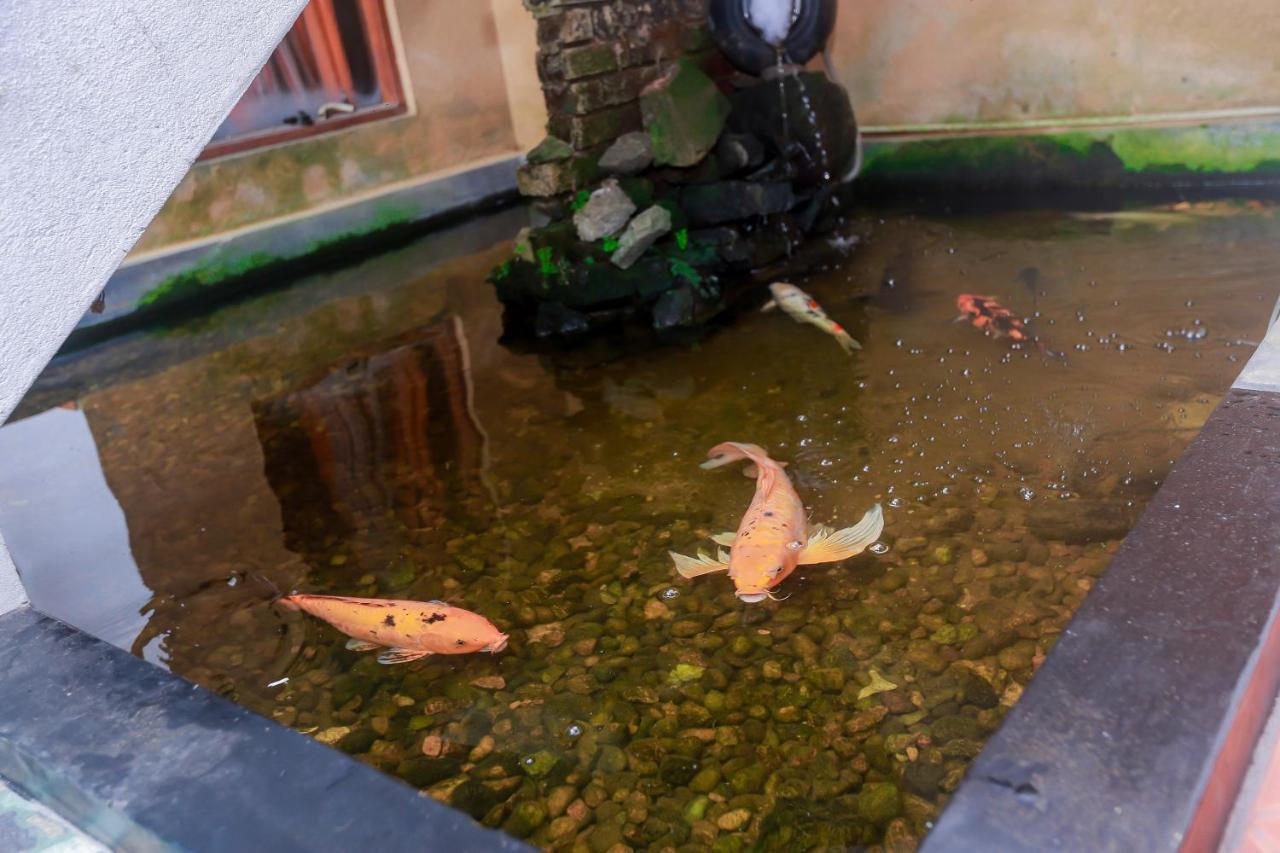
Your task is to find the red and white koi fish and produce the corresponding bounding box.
[278,594,508,664]
[669,442,883,603]
[955,294,1060,357]
[763,282,862,354]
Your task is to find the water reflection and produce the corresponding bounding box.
[0,406,156,659]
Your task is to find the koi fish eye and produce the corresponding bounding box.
[786,540,804,551]
[455,639,465,646]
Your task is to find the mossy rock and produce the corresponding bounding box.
[641,59,731,167]
[856,782,903,825]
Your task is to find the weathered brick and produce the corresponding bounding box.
[537,51,565,84]
[565,69,645,115]
[570,103,640,149]
[562,43,618,80]
[537,9,594,48]
[516,155,596,197]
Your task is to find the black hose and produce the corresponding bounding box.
[707,0,838,76]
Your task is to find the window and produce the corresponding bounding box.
[203,0,405,158]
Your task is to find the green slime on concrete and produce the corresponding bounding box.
[136,205,417,311]
[861,121,1280,186]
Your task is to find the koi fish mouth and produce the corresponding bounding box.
[736,587,790,604]
[485,634,509,653]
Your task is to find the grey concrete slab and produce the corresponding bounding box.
[0,607,530,853]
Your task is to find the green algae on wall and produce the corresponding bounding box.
[860,120,1280,187]
[135,205,417,312]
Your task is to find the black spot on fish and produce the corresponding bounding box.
[455,639,465,646]
[423,612,447,625]
[763,511,774,517]
[383,615,396,627]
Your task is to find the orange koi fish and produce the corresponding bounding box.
[669,442,883,603]
[763,282,862,354]
[278,594,508,664]
[955,294,1059,356]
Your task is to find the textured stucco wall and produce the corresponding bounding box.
[0,0,311,608]
[0,0,309,425]
[831,0,1280,130]
[132,0,535,255]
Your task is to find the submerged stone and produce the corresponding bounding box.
[856,782,902,825]
[573,179,637,242]
[641,59,731,167]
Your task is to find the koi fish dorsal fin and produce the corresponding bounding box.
[377,648,431,665]
[670,549,730,578]
[345,639,381,652]
[710,531,737,546]
[798,504,885,565]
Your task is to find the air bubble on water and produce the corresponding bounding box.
[887,435,900,444]
[567,724,583,738]
[819,458,834,467]
[661,588,680,600]
[1018,487,1036,501]
[1058,491,1075,500]
[796,414,808,422]
[868,542,890,554]
[887,497,905,508]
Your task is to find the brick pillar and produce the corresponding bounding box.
[520,0,721,195]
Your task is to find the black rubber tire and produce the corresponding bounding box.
[707,0,838,76]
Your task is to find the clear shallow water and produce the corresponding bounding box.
[4,200,1277,851]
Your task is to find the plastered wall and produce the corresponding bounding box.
[830,0,1280,130]
[132,0,544,256]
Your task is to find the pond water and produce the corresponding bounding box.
[5,199,1277,851]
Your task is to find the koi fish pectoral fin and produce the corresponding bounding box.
[377,648,431,665]
[345,639,381,652]
[952,314,970,324]
[670,549,730,578]
[798,504,885,565]
[760,299,779,313]
[710,532,738,546]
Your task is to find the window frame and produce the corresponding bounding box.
[199,0,408,161]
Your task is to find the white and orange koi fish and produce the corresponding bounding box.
[278,593,508,664]
[763,282,861,354]
[669,442,883,603]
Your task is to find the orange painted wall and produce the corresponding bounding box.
[830,0,1280,130]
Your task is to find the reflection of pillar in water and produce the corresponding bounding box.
[253,315,491,561]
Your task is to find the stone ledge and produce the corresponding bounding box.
[0,606,530,852]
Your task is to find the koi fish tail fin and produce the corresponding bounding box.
[798,504,885,565]
[1036,339,1067,360]
[700,442,775,471]
[253,573,298,607]
[831,327,862,354]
